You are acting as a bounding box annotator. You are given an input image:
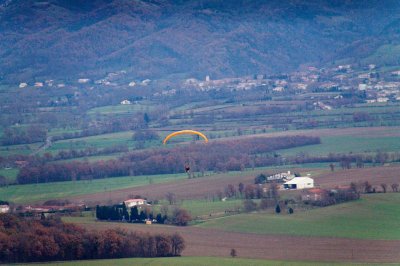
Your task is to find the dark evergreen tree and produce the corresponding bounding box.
[254,174,266,184]
[131,206,139,222]
[111,206,120,220]
[275,204,281,214]
[96,205,100,219]
[122,203,129,221]
[144,113,150,124]
[156,213,163,223]
[139,210,146,221]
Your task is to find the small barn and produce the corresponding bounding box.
[0,205,10,213]
[124,199,147,208]
[283,177,314,190]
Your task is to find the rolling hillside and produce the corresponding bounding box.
[1,0,400,82]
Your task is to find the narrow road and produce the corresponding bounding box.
[30,136,52,156]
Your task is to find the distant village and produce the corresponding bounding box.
[16,63,400,109]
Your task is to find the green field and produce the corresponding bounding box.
[15,256,389,266]
[0,142,42,156]
[47,131,135,152]
[0,173,187,204]
[0,168,18,182]
[278,135,400,156]
[199,193,400,240]
[87,102,154,116]
[180,199,243,218]
[362,44,400,66]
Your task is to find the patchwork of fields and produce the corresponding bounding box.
[199,193,400,240]
[1,100,400,265]
[65,193,400,263]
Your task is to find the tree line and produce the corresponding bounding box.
[16,135,320,184]
[1,125,47,145]
[0,214,185,263]
[96,204,192,226]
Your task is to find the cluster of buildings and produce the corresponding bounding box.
[17,69,152,90]
[260,171,315,190]
[180,63,400,105]
[14,63,400,108]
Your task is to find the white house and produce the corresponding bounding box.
[19,82,28,88]
[120,99,131,105]
[358,84,367,90]
[283,177,314,190]
[78,78,90,84]
[377,97,389,103]
[141,79,151,85]
[0,205,10,213]
[124,199,147,208]
[266,171,294,182]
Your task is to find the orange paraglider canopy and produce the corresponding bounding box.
[163,130,208,144]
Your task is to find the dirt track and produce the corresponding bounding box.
[70,165,400,205]
[80,221,400,263]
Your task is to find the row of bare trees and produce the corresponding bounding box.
[0,214,185,263]
[350,181,399,193]
[16,135,320,184]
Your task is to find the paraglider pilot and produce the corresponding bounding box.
[184,163,190,173]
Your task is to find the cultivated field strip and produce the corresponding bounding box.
[78,222,400,263]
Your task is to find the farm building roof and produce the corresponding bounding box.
[124,199,146,203]
[284,177,313,184]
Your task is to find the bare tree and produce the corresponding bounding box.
[381,183,387,193]
[269,182,280,203]
[171,233,185,256]
[165,192,176,205]
[244,184,255,199]
[170,207,192,226]
[230,248,237,258]
[356,157,364,168]
[391,183,399,192]
[224,184,236,198]
[238,183,245,196]
[350,182,358,193]
[243,199,257,212]
[216,190,224,201]
[364,181,372,193]
[259,198,269,210]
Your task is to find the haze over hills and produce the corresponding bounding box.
[1,0,400,83]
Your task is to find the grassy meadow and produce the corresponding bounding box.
[0,168,18,182]
[198,193,400,240]
[278,135,400,156]
[15,257,391,266]
[0,173,188,204]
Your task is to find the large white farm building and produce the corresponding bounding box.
[283,177,314,190]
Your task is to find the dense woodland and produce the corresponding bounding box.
[0,214,185,263]
[16,136,320,184]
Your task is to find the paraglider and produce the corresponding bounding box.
[184,163,191,173]
[162,130,208,145]
[162,130,208,177]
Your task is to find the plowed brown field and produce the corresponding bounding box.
[78,221,400,263]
